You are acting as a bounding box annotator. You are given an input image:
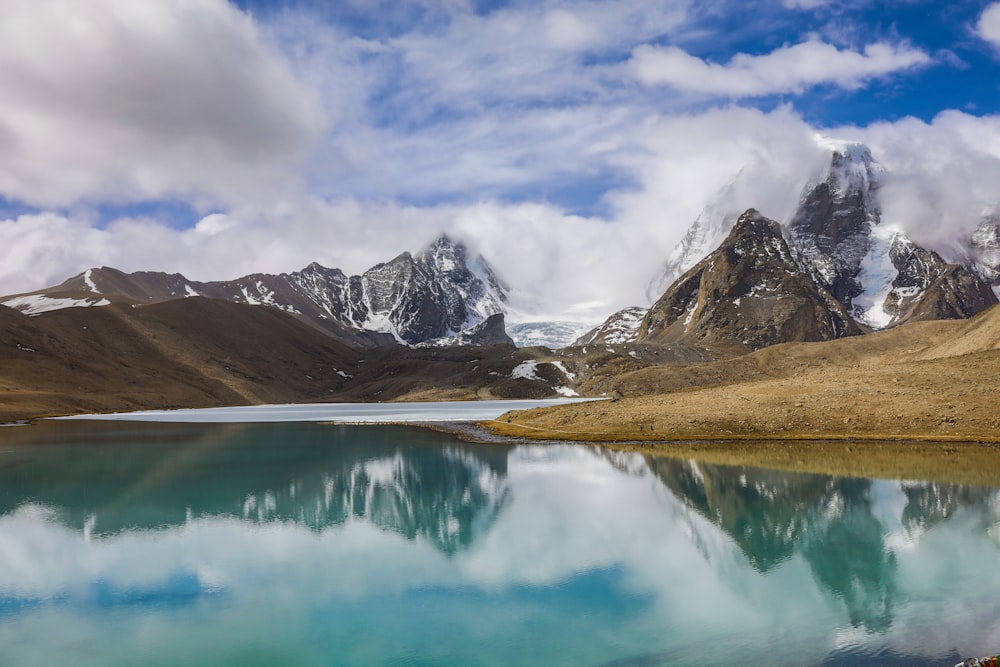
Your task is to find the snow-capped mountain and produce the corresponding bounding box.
[787,139,884,315]
[350,235,508,344]
[573,306,648,347]
[648,138,997,334]
[1,235,510,347]
[637,209,860,352]
[788,141,995,327]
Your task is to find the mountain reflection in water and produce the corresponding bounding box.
[0,422,508,554]
[0,422,998,667]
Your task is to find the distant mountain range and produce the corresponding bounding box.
[2,235,510,348]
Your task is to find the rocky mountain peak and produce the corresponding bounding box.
[350,235,508,344]
[420,234,464,267]
[574,306,648,347]
[787,140,883,313]
[648,138,886,308]
[881,236,998,325]
[2,234,511,348]
[637,208,860,353]
[817,137,883,197]
[645,173,748,301]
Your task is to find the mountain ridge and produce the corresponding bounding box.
[1,234,509,347]
[638,209,861,353]
[646,139,997,335]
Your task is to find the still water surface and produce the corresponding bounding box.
[1,421,998,666]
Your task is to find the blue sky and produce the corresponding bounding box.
[2,0,1000,319]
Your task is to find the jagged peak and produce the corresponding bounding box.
[301,261,330,272]
[426,232,460,249]
[729,208,781,236]
[811,135,883,197]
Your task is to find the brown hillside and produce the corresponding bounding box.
[485,304,1000,484]
[0,299,361,422]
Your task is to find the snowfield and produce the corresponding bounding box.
[2,295,111,316]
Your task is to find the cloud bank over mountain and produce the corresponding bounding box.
[3,0,1000,321]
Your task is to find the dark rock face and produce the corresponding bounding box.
[883,236,998,326]
[638,209,860,353]
[787,144,882,315]
[645,141,995,341]
[3,235,509,347]
[356,236,508,344]
[419,313,515,348]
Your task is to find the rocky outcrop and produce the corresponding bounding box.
[638,209,860,353]
[787,142,883,314]
[573,306,647,346]
[882,236,997,326]
[419,313,515,348]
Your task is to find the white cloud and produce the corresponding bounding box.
[0,107,830,321]
[977,3,1000,51]
[0,0,992,326]
[0,0,325,208]
[630,39,931,97]
[851,110,1000,253]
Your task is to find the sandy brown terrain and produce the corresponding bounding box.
[0,299,362,421]
[0,299,562,422]
[483,305,1000,485]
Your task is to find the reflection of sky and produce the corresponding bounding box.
[1,443,999,666]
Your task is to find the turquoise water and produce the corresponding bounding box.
[0,421,998,666]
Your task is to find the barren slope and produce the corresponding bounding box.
[0,299,362,421]
[484,305,1000,483]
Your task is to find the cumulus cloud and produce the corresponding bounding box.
[851,111,1000,253]
[630,40,931,97]
[0,106,832,321]
[5,107,1000,322]
[977,3,1000,51]
[0,0,991,325]
[0,0,325,208]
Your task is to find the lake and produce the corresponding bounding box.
[1,420,998,666]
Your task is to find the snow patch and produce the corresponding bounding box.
[184,284,199,297]
[511,360,542,381]
[83,269,98,294]
[2,295,111,316]
[361,310,407,345]
[855,224,904,329]
[549,361,575,380]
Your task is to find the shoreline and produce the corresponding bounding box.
[426,420,1000,487]
[7,405,1000,487]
